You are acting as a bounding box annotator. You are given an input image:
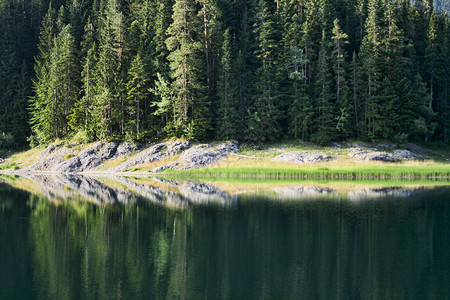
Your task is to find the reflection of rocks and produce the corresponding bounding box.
[272,186,337,199]
[178,182,236,205]
[6,174,443,206]
[18,175,237,207]
[348,187,424,200]
[272,151,334,164]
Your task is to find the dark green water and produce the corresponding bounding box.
[0,179,449,299]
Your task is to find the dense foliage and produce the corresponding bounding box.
[0,0,449,146]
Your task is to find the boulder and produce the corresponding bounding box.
[180,141,239,169]
[392,149,423,161]
[151,162,179,173]
[56,142,119,172]
[353,149,423,162]
[355,152,398,162]
[272,151,334,164]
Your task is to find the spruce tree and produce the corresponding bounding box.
[311,30,337,145]
[126,54,149,140]
[287,47,313,139]
[69,18,98,140]
[216,29,239,140]
[332,19,352,138]
[247,0,281,143]
[165,0,211,139]
[29,5,58,144]
[94,0,126,139]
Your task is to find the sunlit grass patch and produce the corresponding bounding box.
[163,164,450,179]
[9,147,43,166]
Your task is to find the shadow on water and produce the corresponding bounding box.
[0,175,449,299]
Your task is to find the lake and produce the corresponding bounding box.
[0,175,449,299]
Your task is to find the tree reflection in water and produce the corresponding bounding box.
[0,176,448,299]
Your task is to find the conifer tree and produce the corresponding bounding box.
[216,29,239,140]
[332,19,352,138]
[126,54,149,140]
[29,5,58,144]
[425,11,442,111]
[311,30,337,145]
[196,0,221,98]
[247,0,281,142]
[94,0,126,139]
[331,19,349,104]
[165,0,211,139]
[69,18,97,140]
[287,47,313,139]
[359,0,383,139]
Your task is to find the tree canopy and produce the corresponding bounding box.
[0,0,448,146]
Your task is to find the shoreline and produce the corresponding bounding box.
[1,140,449,179]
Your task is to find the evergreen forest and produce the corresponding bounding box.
[0,0,449,147]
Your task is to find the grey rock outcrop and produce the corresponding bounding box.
[178,141,239,169]
[392,149,423,160]
[151,162,179,173]
[111,143,168,171]
[351,149,424,162]
[56,142,119,172]
[111,141,191,172]
[271,151,334,164]
[25,146,73,172]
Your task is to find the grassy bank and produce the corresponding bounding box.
[163,165,450,179]
[1,139,450,179]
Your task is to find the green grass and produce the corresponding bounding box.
[155,176,450,186]
[162,165,450,179]
[63,153,75,161]
[0,161,21,170]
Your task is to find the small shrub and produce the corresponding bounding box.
[71,130,90,145]
[0,132,15,149]
[63,154,76,161]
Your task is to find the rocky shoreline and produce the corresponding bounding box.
[2,174,446,208]
[0,140,443,174]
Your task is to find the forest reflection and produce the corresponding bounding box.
[0,177,449,299]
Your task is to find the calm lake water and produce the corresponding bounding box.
[0,175,449,299]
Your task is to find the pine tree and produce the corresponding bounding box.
[69,18,98,140]
[196,0,221,99]
[56,24,79,137]
[332,19,352,138]
[367,77,398,140]
[287,47,313,139]
[311,30,337,145]
[29,5,58,144]
[358,0,383,139]
[331,19,349,104]
[425,11,442,111]
[94,0,126,139]
[247,0,281,143]
[126,54,149,140]
[165,0,211,139]
[216,29,239,140]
